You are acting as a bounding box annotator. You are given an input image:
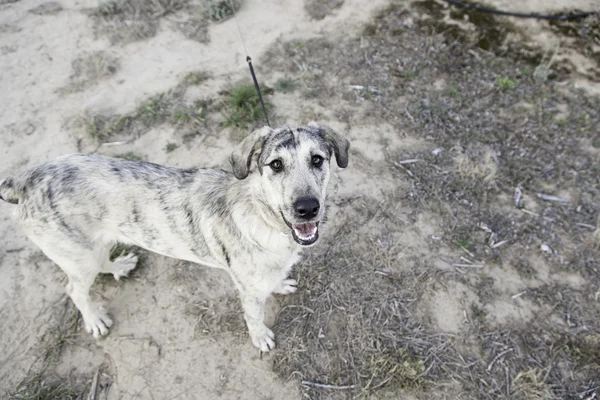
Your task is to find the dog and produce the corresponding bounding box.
[0,122,349,352]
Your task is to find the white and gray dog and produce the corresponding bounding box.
[0,122,349,351]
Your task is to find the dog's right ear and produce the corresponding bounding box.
[229,126,272,180]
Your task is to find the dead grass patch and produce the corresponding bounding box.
[89,0,188,44]
[453,151,497,185]
[7,302,85,399]
[80,78,216,141]
[304,0,344,20]
[273,198,455,396]
[62,50,120,93]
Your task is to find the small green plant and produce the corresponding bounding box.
[274,77,298,93]
[302,89,318,99]
[82,114,130,139]
[114,152,143,161]
[109,243,137,261]
[136,93,171,122]
[402,69,417,79]
[165,142,179,153]
[446,86,460,98]
[203,0,242,22]
[453,236,473,251]
[556,118,568,127]
[97,0,123,16]
[470,303,487,324]
[223,83,273,130]
[496,76,516,90]
[184,70,210,85]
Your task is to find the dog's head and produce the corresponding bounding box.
[229,122,350,246]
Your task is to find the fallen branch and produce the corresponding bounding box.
[88,368,100,400]
[302,381,356,390]
[487,348,513,372]
[536,193,569,203]
[453,264,484,268]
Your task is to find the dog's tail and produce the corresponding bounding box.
[0,177,22,204]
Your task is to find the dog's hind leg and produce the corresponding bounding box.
[27,233,114,337]
[100,253,138,281]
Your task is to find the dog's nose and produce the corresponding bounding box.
[294,197,320,220]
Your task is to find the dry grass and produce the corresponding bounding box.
[264,1,600,398]
[304,0,344,20]
[80,78,214,140]
[7,302,84,400]
[62,50,120,93]
[453,151,498,184]
[273,198,455,397]
[90,0,188,44]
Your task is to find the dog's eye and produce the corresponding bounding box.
[312,155,324,167]
[270,159,283,172]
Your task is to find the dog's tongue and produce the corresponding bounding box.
[292,222,318,239]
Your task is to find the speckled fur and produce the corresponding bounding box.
[0,122,349,351]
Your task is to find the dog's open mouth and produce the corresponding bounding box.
[280,211,320,246]
[291,222,319,245]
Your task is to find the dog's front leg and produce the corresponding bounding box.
[239,292,275,352]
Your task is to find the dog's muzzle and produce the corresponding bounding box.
[291,221,319,245]
[280,211,320,246]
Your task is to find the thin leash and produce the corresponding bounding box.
[230,2,271,127]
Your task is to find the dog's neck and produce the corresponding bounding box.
[226,173,297,250]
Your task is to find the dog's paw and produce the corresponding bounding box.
[273,279,297,295]
[249,324,276,352]
[83,304,113,338]
[112,253,138,280]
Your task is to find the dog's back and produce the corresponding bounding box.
[0,154,231,262]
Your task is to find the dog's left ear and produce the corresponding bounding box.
[308,121,350,168]
[229,126,272,180]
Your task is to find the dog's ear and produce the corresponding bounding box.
[229,126,272,180]
[308,121,350,168]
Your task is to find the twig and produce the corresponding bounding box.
[392,161,414,178]
[101,141,128,147]
[460,246,475,258]
[453,264,484,268]
[536,193,569,203]
[491,240,508,249]
[521,209,554,222]
[513,186,522,207]
[301,381,356,390]
[511,291,527,300]
[487,348,513,372]
[576,223,596,229]
[397,159,422,164]
[88,368,100,400]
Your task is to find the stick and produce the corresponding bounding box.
[491,240,508,249]
[302,381,356,390]
[88,368,100,400]
[453,264,484,268]
[511,291,527,299]
[487,348,513,372]
[392,161,414,178]
[397,159,422,164]
[576,223,596,229]
[536,193,569,203]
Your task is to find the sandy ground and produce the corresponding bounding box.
[0,0,598,399]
